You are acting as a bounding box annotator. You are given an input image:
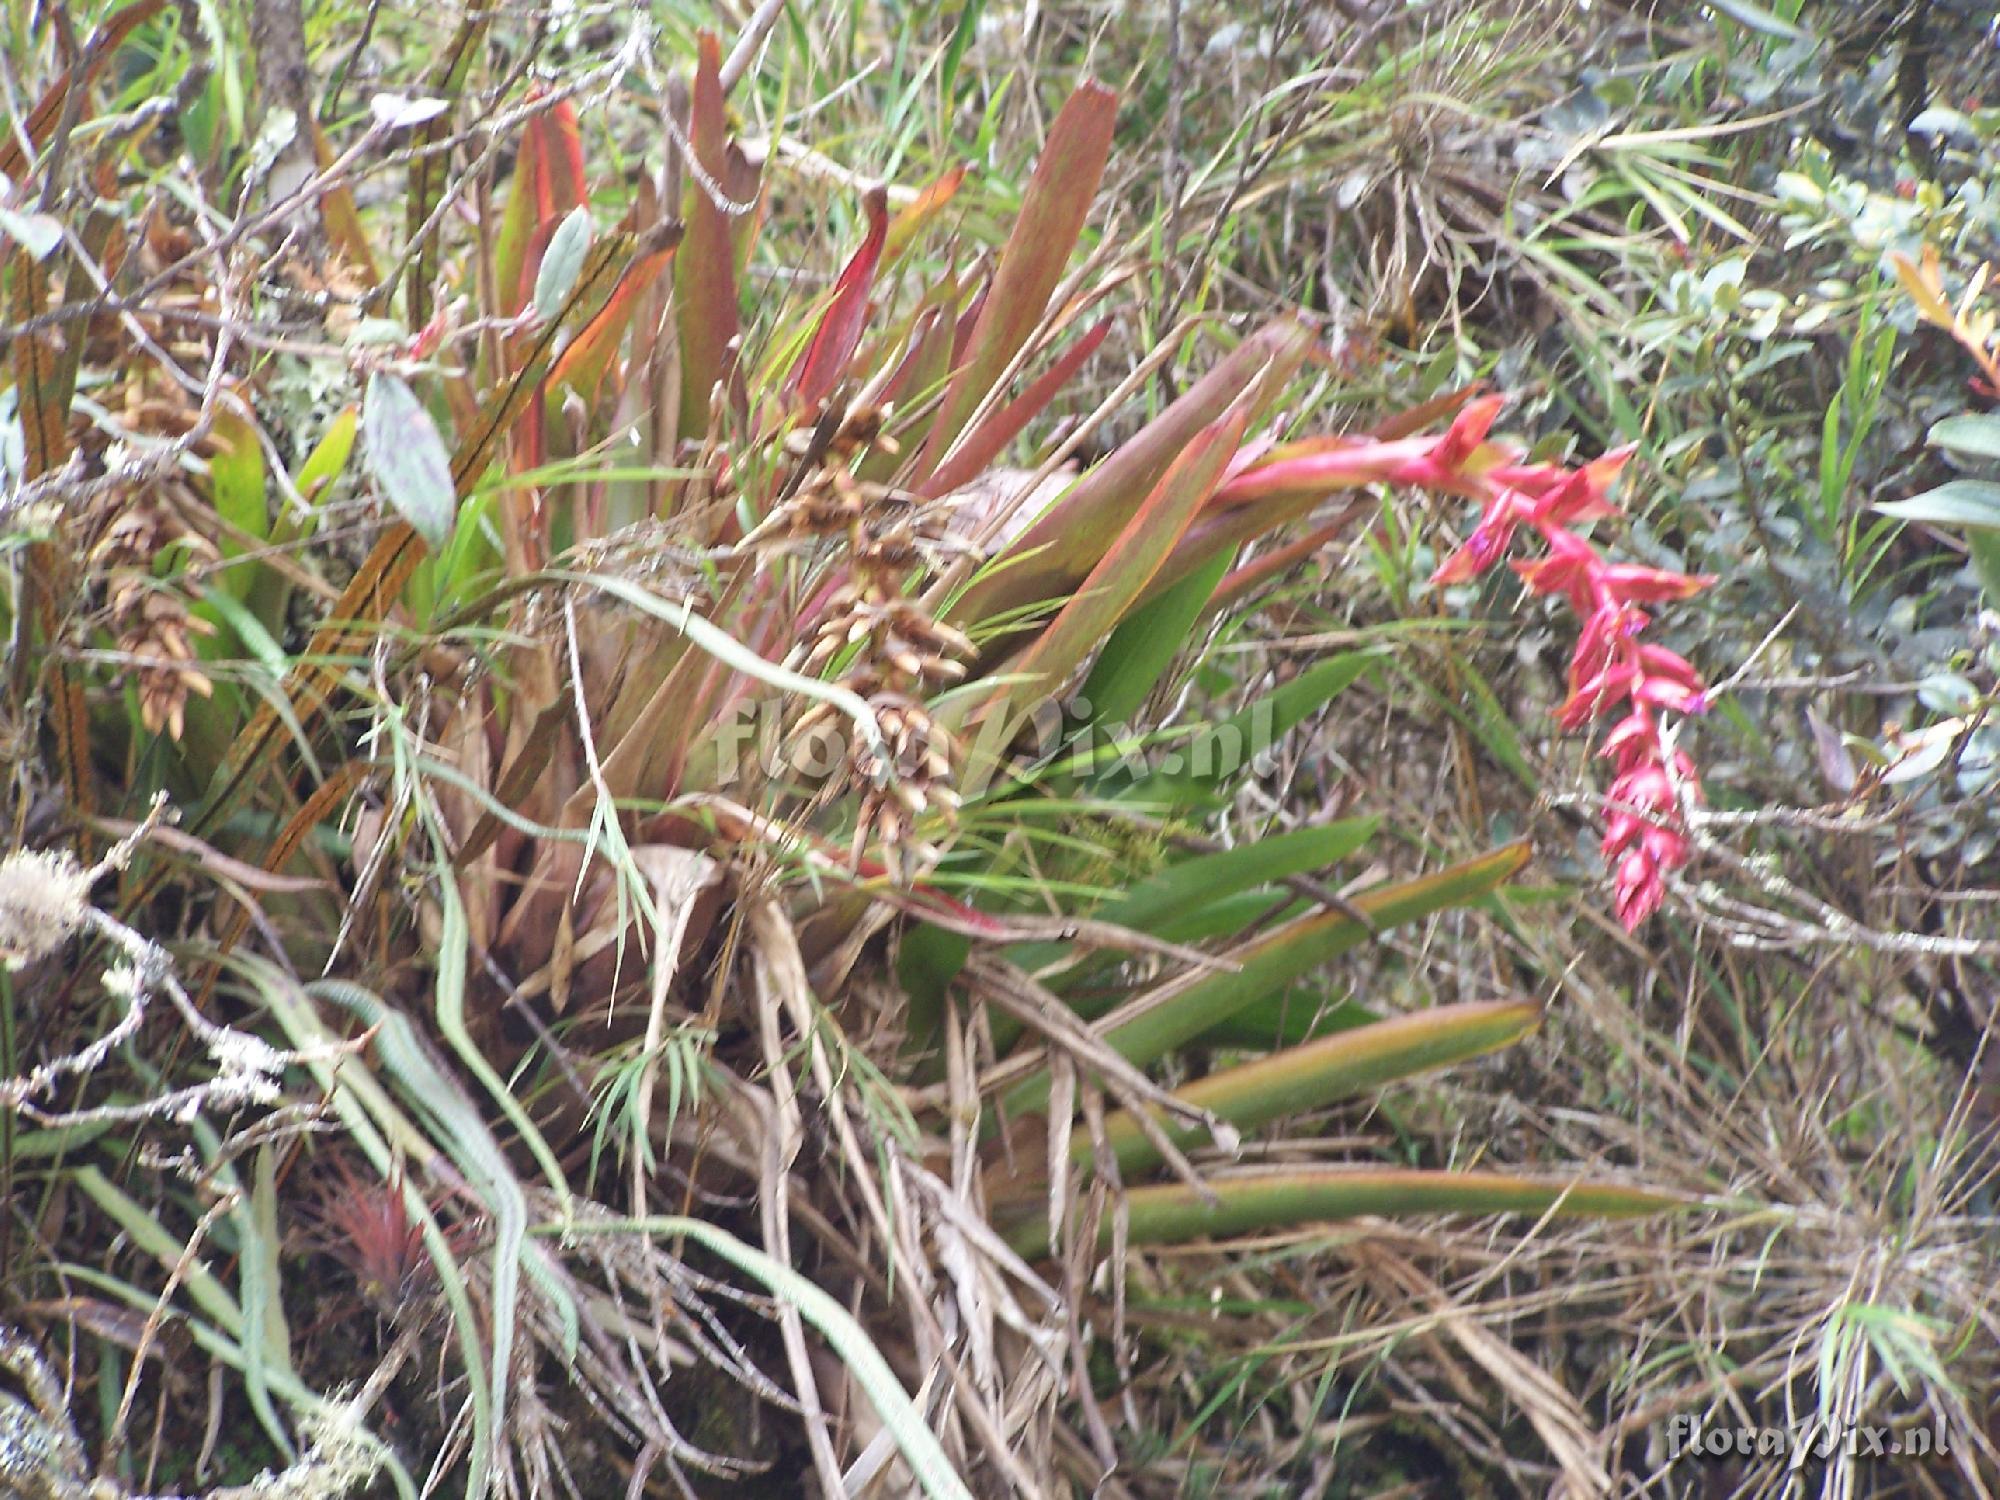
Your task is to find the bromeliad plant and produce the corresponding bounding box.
[2,12,1703,1496]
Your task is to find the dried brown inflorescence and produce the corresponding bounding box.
[766,402,971,881]
[83,477,217,741]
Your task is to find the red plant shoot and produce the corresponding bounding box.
[315,1156,436,1318]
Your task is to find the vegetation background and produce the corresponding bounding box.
[1,0,1997,1497]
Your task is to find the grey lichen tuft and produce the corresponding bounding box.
[0,848,94,972]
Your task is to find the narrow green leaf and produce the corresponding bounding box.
[1116,651,1381,809]
[1075,999,1542,1181]
[1105,818,1379,940]
[292,405,358,510]
[1971,532,2000,602]
[210,403,269,551]
[1081,551,1231,729]
[1003,1166,1684,1255]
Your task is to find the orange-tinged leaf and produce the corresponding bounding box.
[1368,384,1479,441]
[10,250,66,479]
[546,225,683,407]
[883,164,967,264]
[789,186,889,411]
[311,120,377,283]
[968,389,1251,732]
[1889,248,1954,330]
[947,317,1315,633]
[914,81,1119,480]
[456,229,640,484]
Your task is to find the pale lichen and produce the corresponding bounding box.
[0,848,93,972]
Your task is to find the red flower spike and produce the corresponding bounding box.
[1420,416,1711,927]
[1224,392,1711,929]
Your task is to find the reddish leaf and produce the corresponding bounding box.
[921,316,1111,499]
[947,317,1315,633]
[547,222,683,407]
[913,82,1119,481]
[789,186,889,411]
[674,32,741,438]
[494,92,588,317]
[1205,502,1373,612]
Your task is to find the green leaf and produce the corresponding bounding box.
[1202,990,1378,1051]
[1095,817,1378,942]
[897,921,971,1060]
[1971,532,2000,602]
[1875,481,2000,532]
[1002,1166,1683,1256]
[209,410,266,531]
[1081,551,1231,728]
[1000,841,1531,1119]
[293,405,358,506]
[532,205,595,322]
[1068,998,1544,1183]
[1116,650,1380,809]
[363,371,458,549]
[1927,414,2000,463]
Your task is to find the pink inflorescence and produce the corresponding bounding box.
[1218,394,1715,927]
[1424,399,1712,927]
